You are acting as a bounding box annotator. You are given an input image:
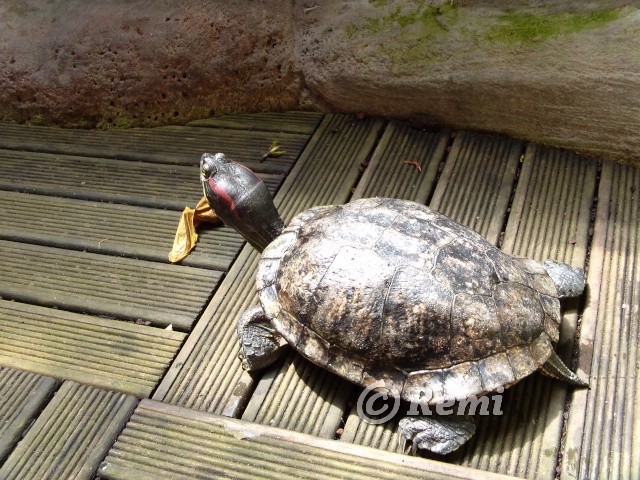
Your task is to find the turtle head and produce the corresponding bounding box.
[200,153,284,252]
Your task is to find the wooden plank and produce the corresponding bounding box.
[99,399,518,480]
[154,114,385,414]
[455,145,597,478]
[562,162,640,480]
[242,353,353,438]
[242,122,450,436]
[0,368,59,463]
[0,190,246,271]
[352,121,450,201]
[0,149,282,210]
[188,111,324,134]
[0,240,221,330]
[0,300,186,398]
[431,132,523,244]
[0,381,137,480]
[0,122,310,174]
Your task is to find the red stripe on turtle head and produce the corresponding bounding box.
[208,177,238,218]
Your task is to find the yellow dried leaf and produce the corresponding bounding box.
[168,196,220,263]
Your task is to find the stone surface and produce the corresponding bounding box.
[0,1,301,128]
[1,1,639,165]
[296,1,640,165]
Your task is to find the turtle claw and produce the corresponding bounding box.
[398,420,419,455]
[397,415,475,455]
[398,432,409,454]
[398,428,418,455]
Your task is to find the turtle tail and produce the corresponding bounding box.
[540,351,589,388]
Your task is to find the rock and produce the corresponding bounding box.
[1,1,639,165]
[0,0,301,128]
[296,1,640,166]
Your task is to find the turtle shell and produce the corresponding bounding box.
[257,198,560,404]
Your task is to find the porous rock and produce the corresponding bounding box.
[0,0,301,128]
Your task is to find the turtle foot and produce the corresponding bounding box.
[543,260,585,298]
[398,415,475,455]
[237,305,288,371]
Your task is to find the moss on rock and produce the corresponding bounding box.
[486,9,621,44]
[345,1,461,68]
[346,1,458,39]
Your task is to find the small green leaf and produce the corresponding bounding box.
[260,140,287,162]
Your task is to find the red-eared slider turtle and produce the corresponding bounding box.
[200,152,588,454]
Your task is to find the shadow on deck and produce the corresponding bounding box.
[0,112,637,479]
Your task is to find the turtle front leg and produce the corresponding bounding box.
[398,414,475,455]
[237,305,288,371]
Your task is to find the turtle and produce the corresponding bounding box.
[200,152,588,455]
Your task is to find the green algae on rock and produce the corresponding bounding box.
[486,9,621,45]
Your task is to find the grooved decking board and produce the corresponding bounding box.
[0,381,137,480]
[0,149,282,210]
[99,399,515,480]
[0,368,59,463]
[455,145,598,478]
[0,122,310,174]
[154,114,385,413]
[431,132,523,244]
[242,123,450,435]
[188,111,324,134]
[339,134,525,452]
[0,240,221,330]
[0,300,186,398]
[352,121,450,201]
[0,190,245,271]
[563,162,640,480]
[242,352,354,438]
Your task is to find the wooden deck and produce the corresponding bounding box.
[0,113,637,479]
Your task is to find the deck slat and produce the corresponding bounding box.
[0,190,246,270]
[431,132,523,244]
[0,300,186,398]
[455,145,597,478]
[0,149,282,210]
[99,399,515,480]
[0,240,221,330]
[153,114,385,414]
[563,162,640,480]
[188,111,323,134]
[0,368,59,463]
[352,121,450,201]
[242,353,353,438]
[242,122,450,435]
[0,382,137,480]
[0,122,310,174]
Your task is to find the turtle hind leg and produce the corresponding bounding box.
[237,305,288,371]
[542,260,585,298]
[398,415,475,455]
[541,351,589,388]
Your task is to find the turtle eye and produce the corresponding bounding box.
[200,155,217,179]
[201,163,216,178]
